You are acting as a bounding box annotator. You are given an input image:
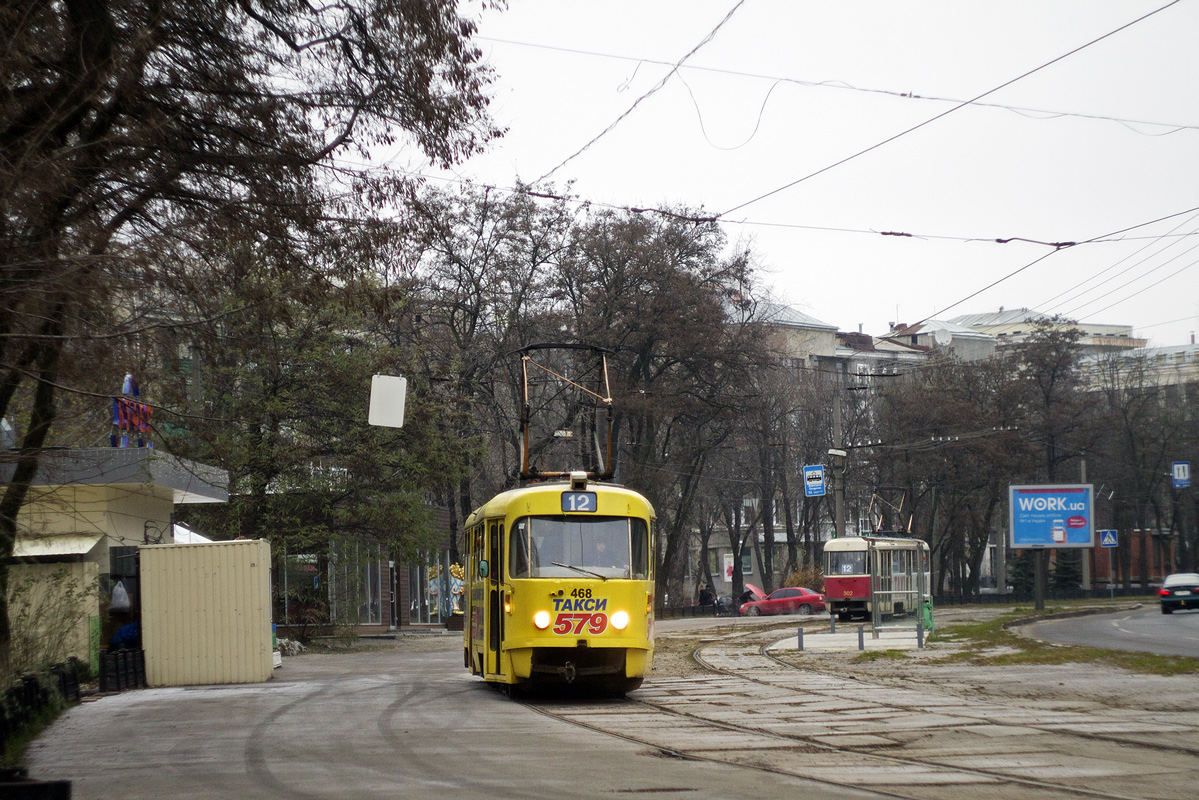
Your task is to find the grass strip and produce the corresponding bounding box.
[931,604,1199,675]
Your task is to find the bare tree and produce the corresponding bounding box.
[1,0,497,662]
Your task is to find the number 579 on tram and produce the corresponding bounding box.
[463,472,655,695]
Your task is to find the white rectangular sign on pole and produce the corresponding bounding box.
[368,375,407,428]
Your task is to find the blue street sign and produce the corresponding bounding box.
[1099,529,1118,548]
[1174,462,1191,489]
[803,465,826,497]
[1008,484,1094,549]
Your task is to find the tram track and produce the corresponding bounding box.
[523,628,1199,800]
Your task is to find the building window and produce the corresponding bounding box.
[329,540,382,625]
[409,550,461,625]
[742,552,753,575]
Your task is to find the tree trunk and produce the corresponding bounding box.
[0,334,63,670]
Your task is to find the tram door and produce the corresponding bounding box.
[486,520,503,676]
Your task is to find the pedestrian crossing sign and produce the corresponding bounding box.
[1099,530,1118,548]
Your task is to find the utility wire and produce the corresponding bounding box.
[1037,211,1199,314]
[1130,313,1199,332]
[1054,230,1199,318]
[368,161,1199,252]
[911,203,1199,328]
[1074,256,1198,322]
[718,0,1183,219]
[481,35,1199,137]
[534,0,747,184]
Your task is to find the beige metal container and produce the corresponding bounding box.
[140,539,273,686]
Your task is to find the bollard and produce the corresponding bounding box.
[857,625,865,651]
[917,613,925,649]
[830,615,836,634]
[797,626,804,652]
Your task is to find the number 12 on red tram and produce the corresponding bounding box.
[822,536,930,624]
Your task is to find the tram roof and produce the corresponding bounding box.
[466,479,655,527]
[824,535,929,551]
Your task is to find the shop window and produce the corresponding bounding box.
[328,540,382,625]
[409,551,463,625]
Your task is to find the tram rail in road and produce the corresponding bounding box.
[24,611,1199,799]
[529,617,1199,800]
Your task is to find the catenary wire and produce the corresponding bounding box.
[535,0,747,184]
[1036,211,1199,314]
[911,203,1199,329]
[717,0,1183,219]
[1073,256,1198,322]
[479,35,1199,137]
[1055,233,1199,319]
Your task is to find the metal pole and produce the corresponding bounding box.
[917,611,924,649]
[797,626,804,651]
[1034,549,1046,611]
[830,615,836,634]
[833,390,845,539]
[1081,457,1092,591]
[857,625,864,651]
[869,539,880,639]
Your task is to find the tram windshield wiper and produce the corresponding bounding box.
[551,562,608,581]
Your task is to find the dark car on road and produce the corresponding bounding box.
[1160,572,1199,614]
[739,587,825,616]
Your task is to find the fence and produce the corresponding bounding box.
[658,586,1160,620]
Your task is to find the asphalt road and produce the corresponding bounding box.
[1024,605,1199,658]
[25,637,883,800]
[24,612,1199,800]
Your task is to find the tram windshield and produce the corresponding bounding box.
[509,516,649,580]
[826,550,866,575]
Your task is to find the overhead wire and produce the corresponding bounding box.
[716,0,1183,219]
[1056,233,1199,319]
[357,159,1199,256]
[534,0,747,184]
[675,70,786,151]
[1128,313,1199,332]
[910,203,1199,329]
[1074,256,1199,322]
[480,35,1199,138]
[1035,210,1199,314]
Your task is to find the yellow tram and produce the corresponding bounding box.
[463,471,655,694]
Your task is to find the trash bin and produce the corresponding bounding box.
[921,598,935,635]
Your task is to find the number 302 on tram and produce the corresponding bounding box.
[463,472,655,695]
[822,535,930,623]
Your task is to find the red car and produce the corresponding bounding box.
[739,587,826,616]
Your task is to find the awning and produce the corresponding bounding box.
[13,533,105,560]
[172,524,213,544]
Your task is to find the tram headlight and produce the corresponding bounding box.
[611,610,630,630]
[533,610,551,629]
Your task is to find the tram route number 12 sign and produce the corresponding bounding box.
[1008,484,1094,549]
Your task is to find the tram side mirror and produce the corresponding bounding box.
[478,560,489,578]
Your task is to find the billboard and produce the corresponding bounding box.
[1008,484,1094,549]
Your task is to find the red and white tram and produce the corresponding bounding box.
[822,535,930,623]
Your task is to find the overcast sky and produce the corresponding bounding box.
[415,1,1199,347]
